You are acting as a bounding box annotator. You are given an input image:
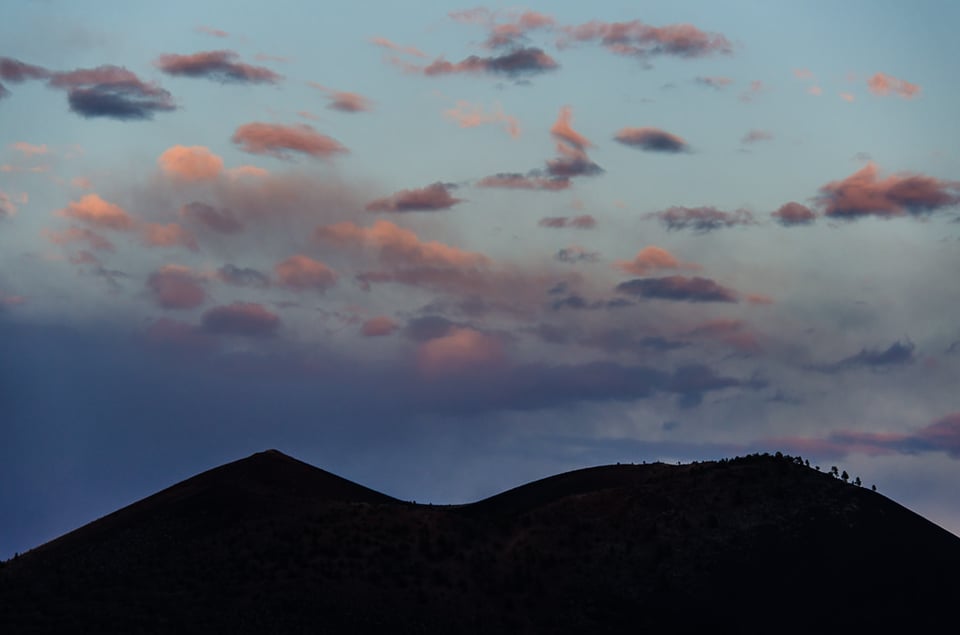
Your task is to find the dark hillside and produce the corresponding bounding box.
[2,451,957,634]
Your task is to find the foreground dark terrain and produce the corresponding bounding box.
[2,450,958,633]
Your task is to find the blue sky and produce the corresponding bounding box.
[1,0,959,557]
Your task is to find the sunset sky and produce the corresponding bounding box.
[2,0,959,557]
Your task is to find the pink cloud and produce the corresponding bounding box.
[195,25,229,38]
[0,190,18,218]
[315,220,489,269]
[476,173,570,191]
[11,142,49,157]
[772,202,816,225]
[741,129,773,144]
[274,254,338,291]
[746,293,774,306]
[0,57,50,82]
[231,122,347,160]
[482,10,557,49]
[444,101,520,138]
[141,223,198,250]
[840,92,855,102]
[614,127,689,153]
[308,83,373,113]
[538,215,597,229]
[417,327,505,375]
[147,265,207,309]
[361,316,398,337]
[560,20,732,60]
[369,37,428,58]
[793,68,815,80]
[615,246,700,276]
[551,105,592,151]
[817,163,960,219]
[155,50,282,83]
[867,72,920,99]
[366,182,463,212]
[45,226,115,251]
[180,201,244,234]
[202,302,280,337]
[59,194,135,231]
[0,292,25,308]
[157,145,224,181]
[808,85,823,96]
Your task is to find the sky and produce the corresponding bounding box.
[2,0,959,557]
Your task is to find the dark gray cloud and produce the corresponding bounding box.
[647,206,755,232]
[614,127,689,153]
[814,339,916,373]
[50,65,176,120]
[217,264,270,288]
[180,202,244,234]
[422,47,559,77]
[616,276,739,303]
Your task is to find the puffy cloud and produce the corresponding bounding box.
[201,302,280,337]
[816,163,960,219]
[49,65,175,120]
[369,37,428,58]
[141,223,198,250]
[616,276,739,303]
[216,264,270,288]
[366,182,463,212]
[695,76,733,89]
[555,246,599,263]
[538,215,596,229]
[546,153,603,177]
[180,201,244,234]
[59,194,135,231]
[867,72,920,99]
[772,202,816,226]
[157,145,224,181]
[615,246,699,276]
[361,316,399,337]
[274,254,338,292]
[146,265,207,309]
[231,122,347,160]
[560,20,732,60]
[421,47,559,77]
[316,220,489,269]
[417,327,505,375]
[44,226,115,251]
[155,50,282,83]
[741,129,773,144]
[614,127,689,153]
[647,206,755,232]
[476,173,570,191]
[444,101,520,138]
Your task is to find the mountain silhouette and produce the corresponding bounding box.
[2,450,958,633]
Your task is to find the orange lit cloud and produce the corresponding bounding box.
[141,223,198,250]
[417,327,505,374]
[316,220,489,269]
[366,183,463,212]
[867,72,920,99]
[817,163,960,219]
[274,254,338,292]
[615,246,700,276]
[231,122,348,160]
[444,101,520,138]
[59,194,134,231]
[158,145,224,181]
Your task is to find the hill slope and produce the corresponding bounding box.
[2,451,958,634]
